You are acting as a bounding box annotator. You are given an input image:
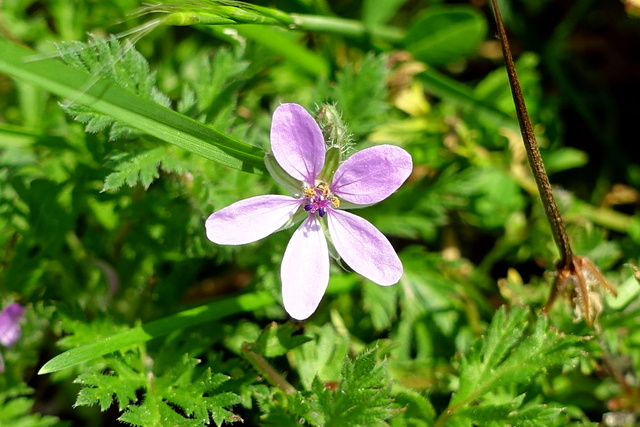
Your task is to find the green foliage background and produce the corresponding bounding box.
[1,0,639,426]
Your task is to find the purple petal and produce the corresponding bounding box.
[271,103,325,184]
[0,303,25,348]
[281,217,329,320]
[331,145,412,205]
[206,195,301,245]
[327,210,402,286]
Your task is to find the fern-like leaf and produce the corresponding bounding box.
[55,35,170,140]
[256,347,395,426]
[103,146,190,191]
[311,347,395,426]
[75,351,241,426]
[444,305,585,426]
[329,54,389,136]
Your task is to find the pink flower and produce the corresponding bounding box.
[0,303,25,348]
[0,302,25,373]
[206,104,412,320]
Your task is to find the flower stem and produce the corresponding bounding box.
[291,14,405,43]
[242,343,297,394]
[489,0,573,268]
[144,2,406,43]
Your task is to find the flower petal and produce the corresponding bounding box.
[281,217,329,320]
[206,195,301,245]
[271,103,325,184]
[0,303,25,348]
[331,145,412,205]
[327,210,402,286]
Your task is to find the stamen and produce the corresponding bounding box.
[301,181,341,218]
[317,182,330,198]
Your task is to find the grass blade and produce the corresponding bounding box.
[0,38,265,173]
[38,291,276,374]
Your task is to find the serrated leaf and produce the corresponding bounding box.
[75,352,241,427]
[390,388,437,426]
[329,54,389,136]
[502,402,566,427]
[445,306,585,426]
[455,396,566,427]
[182,47,249,116]
[311,348,395,427]
[56,35,170,140]
[253,387,312,426]
[103,146,189,191]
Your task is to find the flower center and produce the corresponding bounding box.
[302,182,340,218]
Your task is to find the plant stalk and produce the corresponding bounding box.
[489,0,573,268]
[291,14,405,43]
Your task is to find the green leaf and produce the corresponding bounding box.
[250,322,312,358]
[455,396,566,427]
[0,37,265,173]
[288,324,351,390]
[76,352,241,426]
[312,347,395,426]
[180,46,250,117]
[56,35,170,140]
[232,25,329,77]
[258,347,395,426]
[362,0,407,27]
[390,388,436,426]
[38,291,276,374]
[0,378,62,427]
[543,147,589,174]
[103,146,190,191]
[472,52,545,132]
[466,167,526,229]
[328,53,389,136]
[418,68,518,130]
[253,387,312,426]
[404,6,488,66]
[363,281,399,331]
[444,306,585,426]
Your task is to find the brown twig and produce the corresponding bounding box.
[489,0,616,325]
[489,0,573,268]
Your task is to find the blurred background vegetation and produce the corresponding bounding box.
[1,0,639,425]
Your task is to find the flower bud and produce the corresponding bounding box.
[316,103,352,155]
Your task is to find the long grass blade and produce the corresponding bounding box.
[0,37,266,173]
